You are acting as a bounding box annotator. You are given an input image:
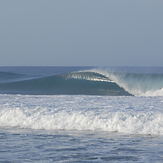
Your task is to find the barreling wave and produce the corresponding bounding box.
[90,68,163,96]
[0,68,163,96]
[0,71,131,96]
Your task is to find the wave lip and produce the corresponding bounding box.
[90,68,163,96]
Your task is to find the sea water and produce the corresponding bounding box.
[0,66,163,162]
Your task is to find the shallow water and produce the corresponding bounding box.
[0,94,163,162]
[0,128,163,162]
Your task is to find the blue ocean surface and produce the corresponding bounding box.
[0,66,163,162]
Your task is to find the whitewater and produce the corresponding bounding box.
[0,66,163,162]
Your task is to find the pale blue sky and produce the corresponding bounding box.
[0,0,163,66]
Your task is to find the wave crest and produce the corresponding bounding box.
[0,68,163,96]
[1,104,163,135]
[90,68,163,96]
[0,71,131,96]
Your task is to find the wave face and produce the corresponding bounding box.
[0,70,131,96]
[91,68,163,96]
[0,67,163,96]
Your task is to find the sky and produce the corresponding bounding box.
[0,0,163,66]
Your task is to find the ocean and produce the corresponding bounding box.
[0,66,163,162]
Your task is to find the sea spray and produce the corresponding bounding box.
[1,67,163,96]
[90,68,163,96]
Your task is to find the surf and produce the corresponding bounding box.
[0,67,163,96]
[0,71,131,96]
[90,68,163,96]
[0,94,163,135]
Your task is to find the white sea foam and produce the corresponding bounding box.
[89,68,163,96]
[0,95,163,135]
[1,108,163,135]
[143,88,163,96]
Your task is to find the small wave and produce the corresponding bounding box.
[0,71,25,83]
[0,106,163,135]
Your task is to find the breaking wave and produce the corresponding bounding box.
[0,68,163,96]
[0,95,163,135]
[90,68,163,96]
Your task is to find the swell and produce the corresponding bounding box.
[0,71,132,96]
[0,71,25,83]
